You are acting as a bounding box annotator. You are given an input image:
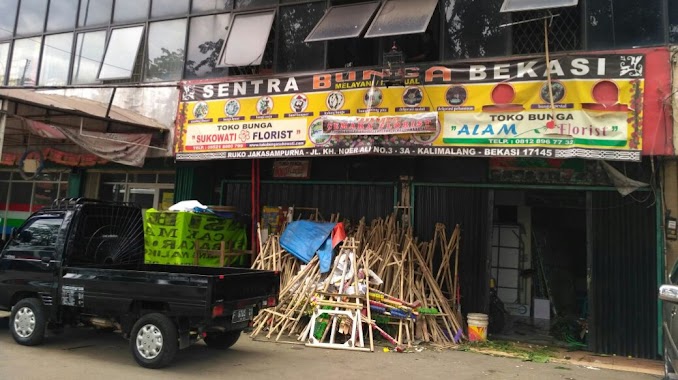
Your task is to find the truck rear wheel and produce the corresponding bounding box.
[10,298,46,346]
[130,313,178,369]
[204,330,241,349]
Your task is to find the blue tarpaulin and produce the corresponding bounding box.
[280,221,336,273]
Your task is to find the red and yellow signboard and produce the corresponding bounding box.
[175,53,654,162]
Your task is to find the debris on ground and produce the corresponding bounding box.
[250,214,465,352]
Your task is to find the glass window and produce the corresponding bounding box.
[364,0,438,38]
[0,0,19,40]
[39,33,74,86]
[34,172,61,181]
[8,37,41,86]
[128,187,155,209]
[443,0,509,59]
[219,10,275,67]
[113,0,150,24]
[158,173,176,183]
[277,3,325,73]
[47,0,78,32]
[32,182,58,212]
[16,0,48,36]
[9,182,33,210]
[79,0,113,27]
[72,30,106,84]
[98,26,145,80]
[129,173,156,183]
[151,0,189,18]
[144,19,187,82]
[305,2,380,42]
[0,43,9,84]
[672,1,678,44]
[99,183,126,202]
[500,0,578,12]
[235,0,277,8]
[587,0,663,49]
[10,217,63,250]
[101,172,128,183]
[192,0,233,13]
[185,13,230,79]
[327,37,378,69]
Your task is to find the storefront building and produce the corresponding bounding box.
[0,0,673,361]
[0,0,187,228]
[170,0,678,360]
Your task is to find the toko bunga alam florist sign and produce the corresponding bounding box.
[175,54,646,162]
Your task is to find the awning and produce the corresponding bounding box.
[0,89,169,167]
[0,88,167,132]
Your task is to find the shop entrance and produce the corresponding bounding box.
[493,190,588,348]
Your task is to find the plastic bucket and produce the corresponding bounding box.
[467,313,489,342]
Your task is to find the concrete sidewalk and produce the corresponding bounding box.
[466,344,663,377]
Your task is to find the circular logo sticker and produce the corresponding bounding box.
[540,81,565,103]
[412,120,441,145]
[446,86,467,106]
[402,87,423,107]
[290,93,309,113]
[223,99,240,117]
[326,91,345,111]
[256,96,274,115]
[238,130,250,142]
[364,88,383,108]
[308,118,332,146]
[193,101,209,119]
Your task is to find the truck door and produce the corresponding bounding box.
[0,216,63,310]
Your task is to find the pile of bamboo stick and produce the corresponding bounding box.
[250,214,465,351]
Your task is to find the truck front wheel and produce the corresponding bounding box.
[204,330,241,349]
[130,313,178,369]
[10,298,46,346]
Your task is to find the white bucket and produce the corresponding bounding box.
[467,313,489,341]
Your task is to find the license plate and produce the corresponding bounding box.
[232,308,253,323]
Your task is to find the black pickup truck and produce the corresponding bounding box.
[0,199,279,368]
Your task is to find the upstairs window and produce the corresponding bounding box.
[364,0,438,38]
[72,30,107,85]
[308,0,439,67]
[98,26,145,80]
[16,0,48,36]
[79,0,113,28]
[305,1,380,42]
[46,0,78,32]
[510,5,581,54]
[500,0,578,12]
[217,10,276,68]
[144,19,188,82]
[443,0,509,59]
[0,0,18,40]
[185,13,231,79]
[39,32,74,86]
[113,0,150,24]
[588,0,664,49]
[276,2,326,73]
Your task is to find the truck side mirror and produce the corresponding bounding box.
[10,228,17,239]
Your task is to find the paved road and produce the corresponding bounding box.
[0,321,660,380]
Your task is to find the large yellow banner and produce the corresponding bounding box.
[176,54,646,161]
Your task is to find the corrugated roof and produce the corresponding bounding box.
[0,88,167,131]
